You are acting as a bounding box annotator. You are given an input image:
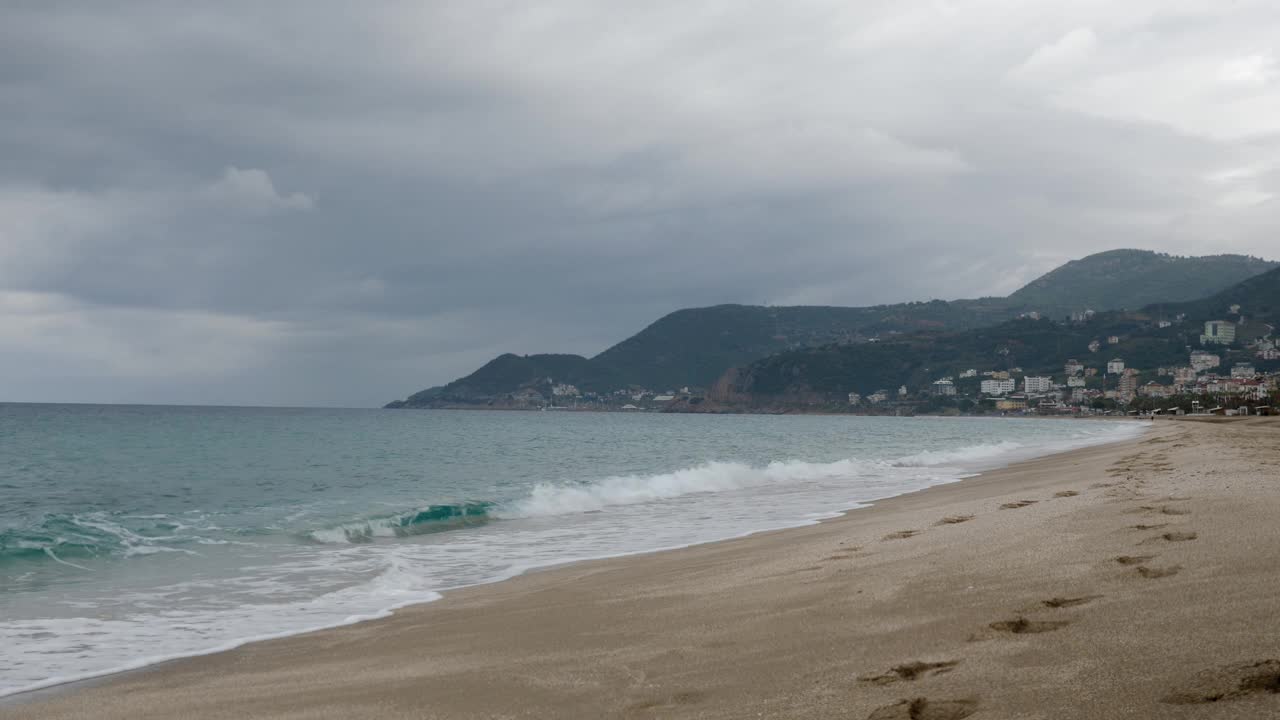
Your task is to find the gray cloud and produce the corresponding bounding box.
[1,1,1279,406]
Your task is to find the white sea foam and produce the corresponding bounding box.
[496,458,878,518]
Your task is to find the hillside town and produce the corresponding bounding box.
[854,315,1280,417]
[520,311,1279,417]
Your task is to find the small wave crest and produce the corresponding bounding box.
[496,458,876,519]
[891,441,1024,467]
[305,502,494,544]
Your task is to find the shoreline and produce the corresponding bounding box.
[1,419,1144,706]
[10,418,1280,718]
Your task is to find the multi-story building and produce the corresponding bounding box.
[980,378,1017,396]
[1024,376,1054,394]
[1067,376,1087,388]
[959,368,977,378]
[1064,359,1084,375]
[1201,320,1237,345]
[1190,351,1221,372]
[1231,363,1257,379]
[931,379,957,396]
[1107,358,1125,375]
[1118,374,1139,399]
[1173,367,1198,384]
[848,392,862,406]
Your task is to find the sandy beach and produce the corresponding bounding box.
[6,417,1278,719]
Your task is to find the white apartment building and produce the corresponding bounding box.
[980,378,1017,396]
[1107,358,1125,374]
[1024,376,1054,394]
[1200,320,1236,345]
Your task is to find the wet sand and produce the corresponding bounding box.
[7,417,1279,719]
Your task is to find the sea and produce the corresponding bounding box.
[0,404,1145,697]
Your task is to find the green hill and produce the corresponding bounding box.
[712,268,1280,407]
[386,250,1277,408]
[1007,250,1275,313]
[385,354,618,408]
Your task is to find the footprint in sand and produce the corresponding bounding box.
[989,617,1070,634]
[624,690,705,713]
[1163,659,1280,704]
[1160,531,1198,542]
[1053,490,1080,498]
[860,660,959,686]
[883,530,921,541]
[1129,523,1168,531]
[1136,565,1181,579]
[1115,555,1155,565]
[1041,595,1102,609]
[867,698,978,720]
[934,515,974,526]
[1000,500,1037,510]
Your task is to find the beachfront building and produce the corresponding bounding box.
[1107,358,1125,374]
[847,392,862,406]
[867,391,889,404]
[931,379,956,396]
[1118,374,1139,399]
[1139,382,1172,398]
[1201,320,1237,345]
[1190,351,1221,372]
[996,396,1027,411]
[980,378,1017,396]
[1024,376,1053,394]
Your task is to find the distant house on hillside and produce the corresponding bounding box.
[1107,358,1125,375]
[932,379,956,396]
[847,392,862,406]
[1231,364,1256,379]
[1088,340,1101,353]
[1190,350,1221,372]
[1064,359,1084,375]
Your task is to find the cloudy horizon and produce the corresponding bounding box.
[3,1,1279,407]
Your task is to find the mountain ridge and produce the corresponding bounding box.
[387,250,1277,408]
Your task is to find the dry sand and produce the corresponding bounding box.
[6,417,1279,719]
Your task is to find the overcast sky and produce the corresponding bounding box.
[3,1,1279,407]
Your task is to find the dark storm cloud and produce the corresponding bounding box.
[2,1,1279,406]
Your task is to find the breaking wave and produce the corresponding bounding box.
[305,502,494,544]
[497,458,880,518]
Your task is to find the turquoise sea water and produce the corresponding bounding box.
[0,404,1143,695]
